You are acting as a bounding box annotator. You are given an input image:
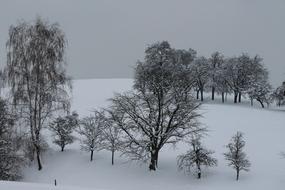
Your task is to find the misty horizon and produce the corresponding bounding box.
[0,0,284,87]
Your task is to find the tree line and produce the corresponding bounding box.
[180,49,282,108]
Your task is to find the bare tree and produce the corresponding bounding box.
[177,136,217,179]
[49,112,79,151]
[109,41,203,171]
[97,110,123,165]
[191,56,210,101]
[224,131,251,181]
[209,52,224,100]
[272,81,285,106]
[78,113,102,162]
[248,81,272,108]
[215,63,231,103]
[224,55,250,103]
[5,17,71,170]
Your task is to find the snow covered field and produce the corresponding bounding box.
[1,79,285,190]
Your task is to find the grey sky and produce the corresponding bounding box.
[0,0,284,86]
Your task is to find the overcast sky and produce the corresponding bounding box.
[0,0,284,86]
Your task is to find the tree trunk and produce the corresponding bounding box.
[197,163,201,179]
[257,99,264,108]
[236,169,240,181]
[154,150,159,167]
[200,88,204,102]
[90,150,94,162]
[234,91,238,103]
[238,92,242,103]
[61,143,65,152]
[196,90,199,100]
[250,98,253,106]
[222,92,225,103]
[211,87,215,100]
[111,150,114,165]
[36,146,42,170]
[149,150,159,171]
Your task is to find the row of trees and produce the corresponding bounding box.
[190,50,285,108]
[49,111,122,165]
[49,112,251,181]
[179,49,272,107]
[178,132,250,181]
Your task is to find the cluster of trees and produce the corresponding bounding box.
[178,132,250,180]
[189,50,285,108]
[180,49,272,107]
[48,110,122,165]
[0,17,72,180]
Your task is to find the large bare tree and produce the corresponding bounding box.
[109,41,203,171]
[5,17,71,170]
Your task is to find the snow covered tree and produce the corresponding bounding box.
[97,110,123,165]
[109,41,202,171]
[49,112,79,151]
[0,98,23,181]
[272,82,285,106]
[215,63,231,103]
[174,48,197,66]
[245,55,271,107]
[224,131,251,181]
[5,17,71,170]
[78,113,102,162]
[247,81,272,108]
[209,52,224,100]
[191,56,210,101]
[224,54,256,103]
[177,136,217,179]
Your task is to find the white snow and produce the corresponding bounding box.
[1,79,285,190]
[0,181,101,190]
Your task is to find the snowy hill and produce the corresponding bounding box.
[4,79,285,190]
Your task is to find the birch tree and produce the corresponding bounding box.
[5,17,71,170]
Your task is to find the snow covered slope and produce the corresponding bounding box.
[0,181,101,190]
[4,79,285,190]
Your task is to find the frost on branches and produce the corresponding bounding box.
[97,111,123,165]
[49,112,79,151]
[78,112,102,162]
[224,131,251,181]
[177,135,217,179]
[109,41,203,171]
